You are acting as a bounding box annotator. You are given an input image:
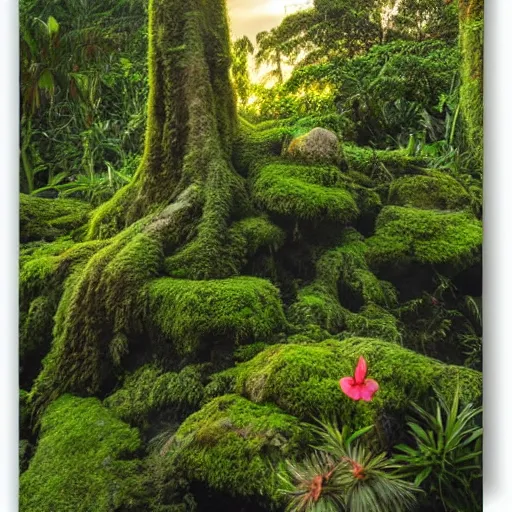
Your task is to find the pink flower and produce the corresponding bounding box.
[340,356,379,402]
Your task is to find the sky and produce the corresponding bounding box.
[227,0,313,81]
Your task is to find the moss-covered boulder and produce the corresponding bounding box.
[20,395,141,512]
[104,364,206,426]
[165,394,310,503]
[388,171,472,210]
[207,338,481,438]
[287,127,340,164]
[253,162,359,222]
[288,229,397,336]
[20,194,91,243]
[145,276,287,354]
[233,118,292,174]
[366,206,482,267]
[343,145,426,180]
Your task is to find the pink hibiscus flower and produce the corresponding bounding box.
[340,356,379,402]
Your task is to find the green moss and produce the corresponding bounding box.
[86,184,137,240]
[339,305,402,344]
[19,237,76,266]
[253,162,359,222]
[169,216,285,278]
[19,240,110,383]
[229,216,285,255]
[167,394,310,501]
[388,171,472,210]
[31,220,165,409]
[208,338,481,433]
[289,284,346,333]
[234,342,270,362]
[20,256,59,310]
[288,229,397,335]
[20,238,108,311]
[366,206,482,266]
[20,390,30,434]
[20,296,53,360]
[19,439,32,474]
[343,145,426,181]
[144,276,287,354]
[20,194,91,243]
[19,395,141,512]
[105,364,206,426]
[459,0,484,169]
[232,118,293,174]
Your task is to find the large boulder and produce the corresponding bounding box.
[19,395,141,512]
[206,338,482,445]
[287,127,340,164]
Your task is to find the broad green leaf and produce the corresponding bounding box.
[47,16,60,36]
[38,69,55,93]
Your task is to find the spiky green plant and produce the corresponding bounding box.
[392,385,483,511]
[278,422,418,512]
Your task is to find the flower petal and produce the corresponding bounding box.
[340,378,362,400]
[354,356,367,385]
[360,379,379,402]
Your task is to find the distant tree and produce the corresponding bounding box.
[255,28,288,84]
[388,0,458,42]
[232,36,254,106]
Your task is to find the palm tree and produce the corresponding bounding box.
[255,28,287,84]
[232,36,254,106]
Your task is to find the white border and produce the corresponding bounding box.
[483,0,512,509]
[0,0,19,511]
[1,1,511,510]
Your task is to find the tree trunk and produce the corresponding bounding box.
[458,0,484,169]
[88,0,239,238]
[30,0,247,411]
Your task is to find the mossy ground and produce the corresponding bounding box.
[252,162,359,222]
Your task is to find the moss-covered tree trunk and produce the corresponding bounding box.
[29,0,252,410]
[458,0,484,169]
[89,0,240,246]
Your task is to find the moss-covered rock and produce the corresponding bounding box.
[105,364,206,426]
[166,394,310,502]
[287,127,340,164]
[20,395,141,512]
[343,145,426,181]
[207,338,481,437]
[233,118,292,174]
[20,295,54,360]
[288,229,397,336]
[20,194,91,243]
[366,206,482,267]
[253,162,359,222]
[145,276,287,354]
[388,171,472,210]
